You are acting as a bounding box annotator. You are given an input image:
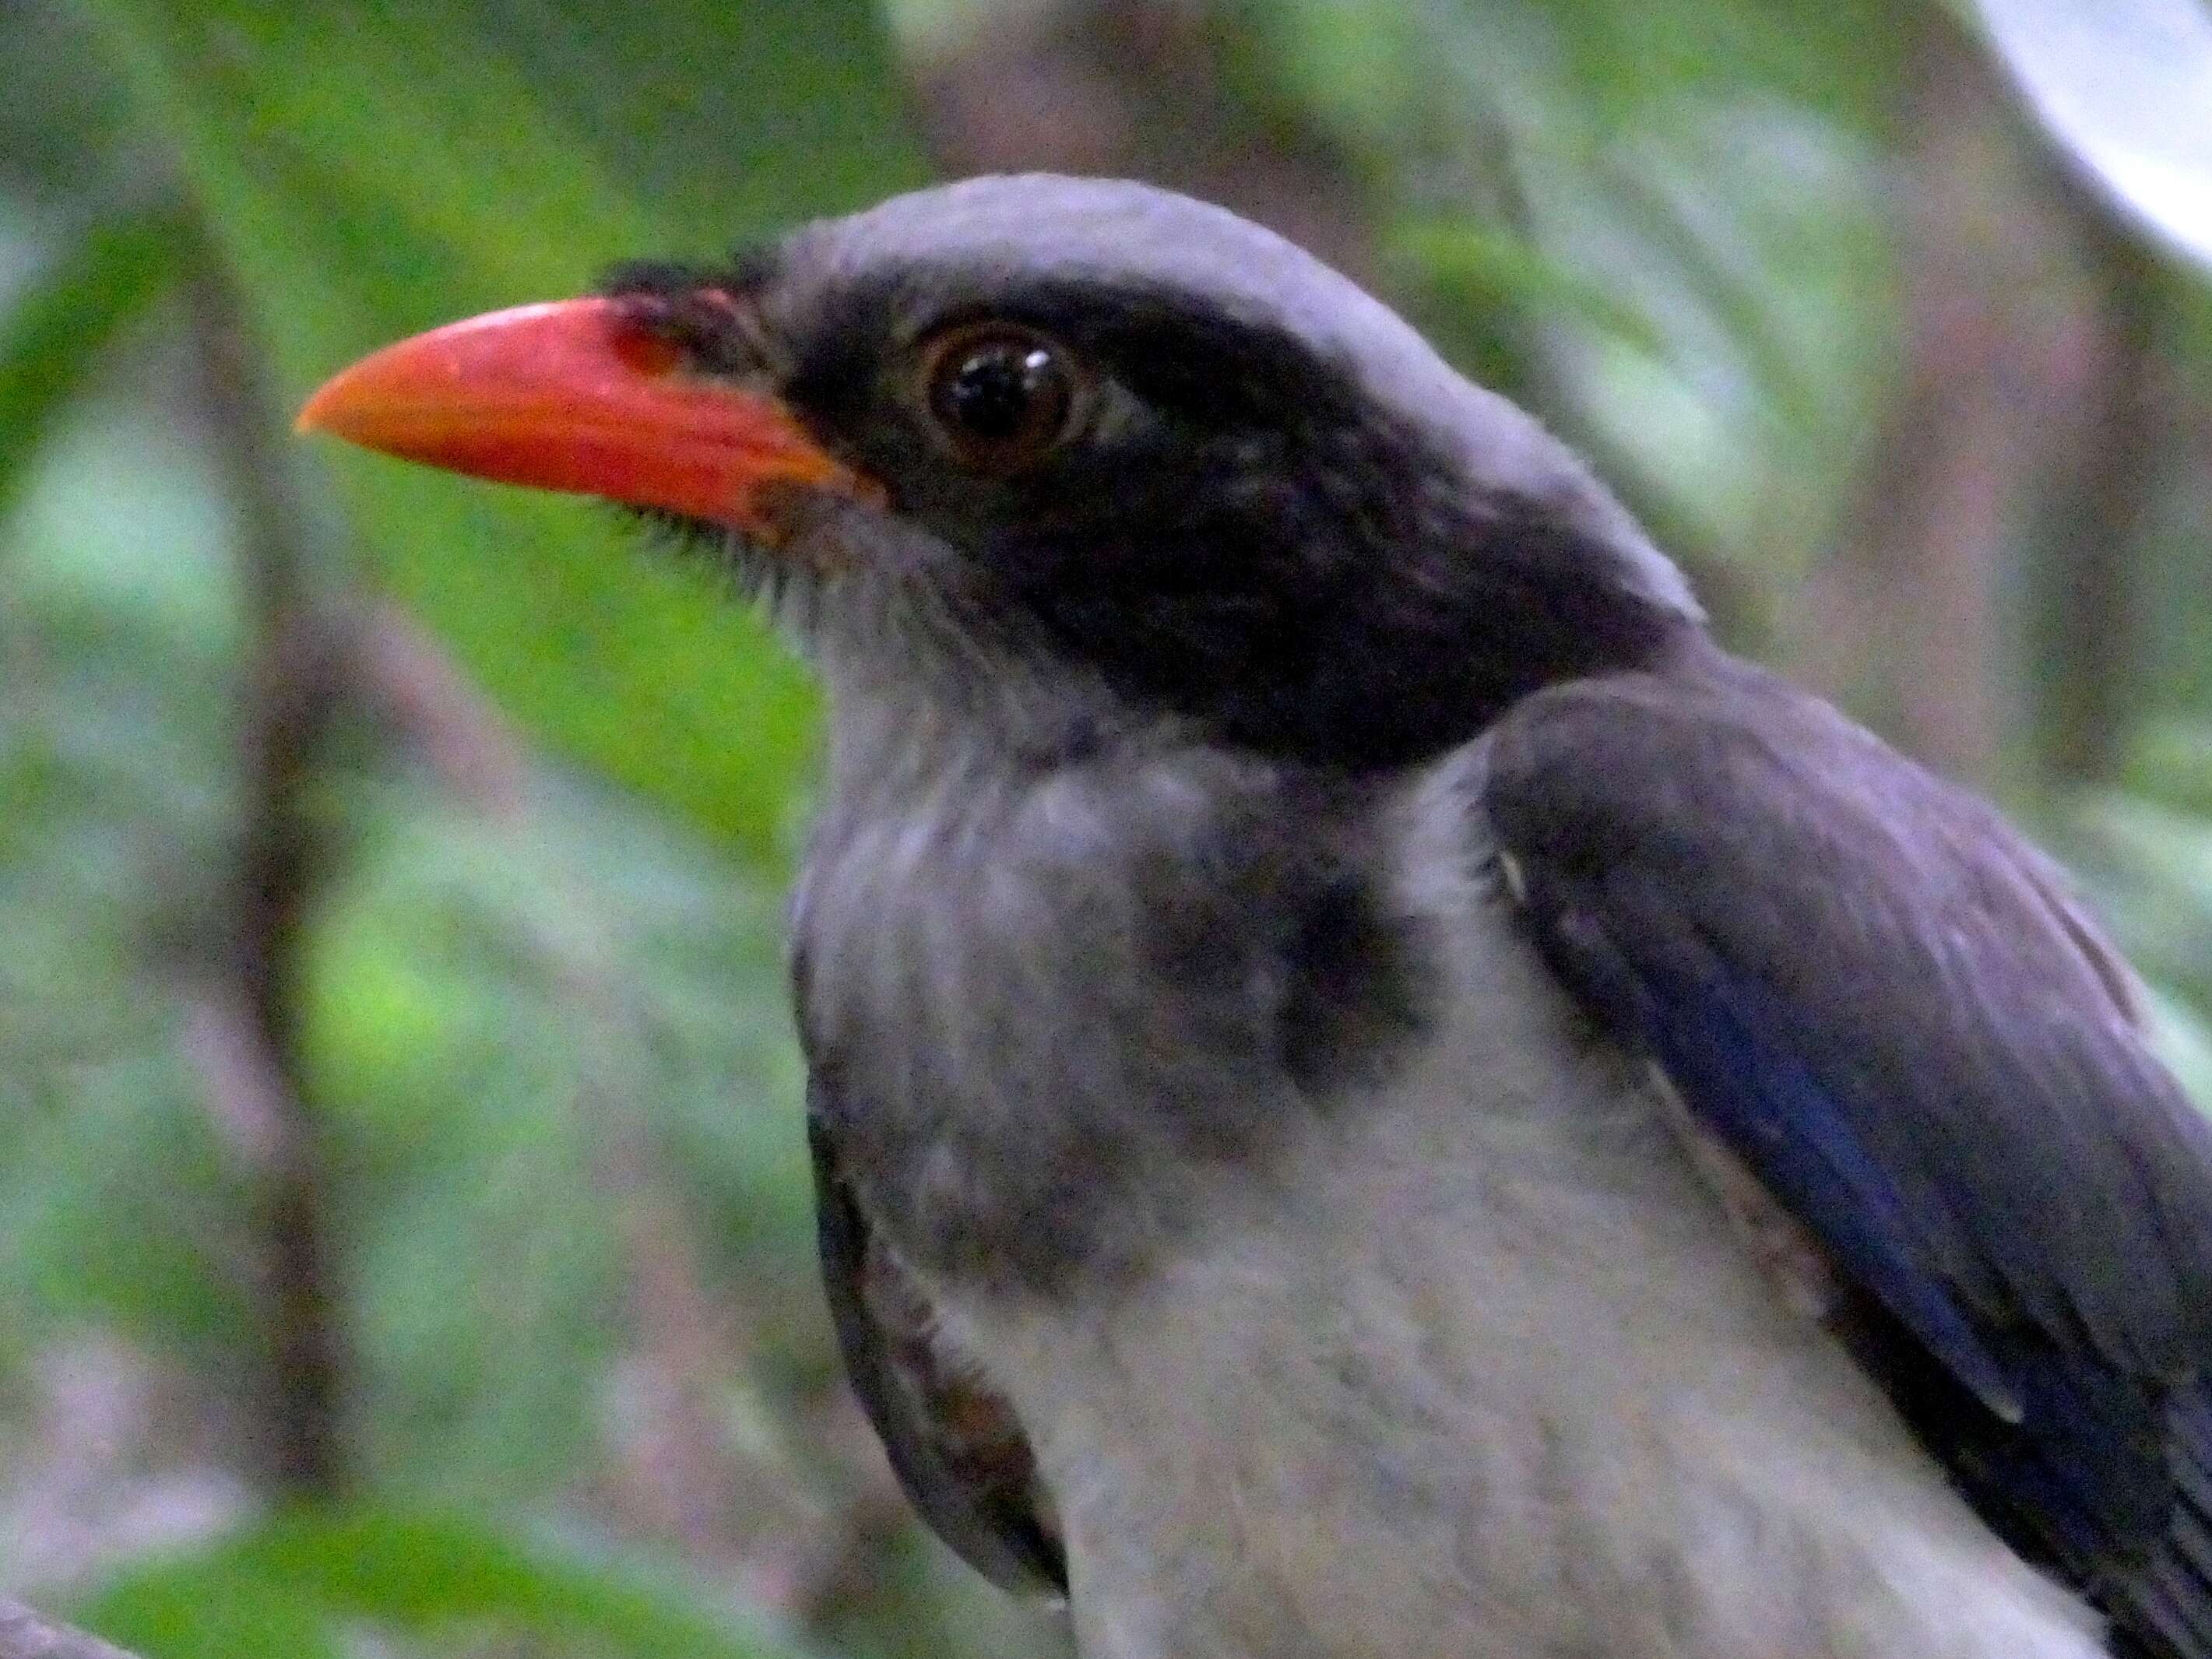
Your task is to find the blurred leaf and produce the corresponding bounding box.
[77,1,930,862]
[1388,220,1665,356]
[290,773,811,1502]
[1972,0,2212,274]
[81,1566,337,1659]
[76,1505,812,1659]
[1253,0,1903,614]
[0,203,189,521]
[1,380,255,1370]
[2068,791,2212,1016]
[2145,980,2212,1112]
[0,7,141,210]
[1532,0,1908,131]
[0,1064,257,1358]
[2122,718,2212,817]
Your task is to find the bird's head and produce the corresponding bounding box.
[301,174,1700,768]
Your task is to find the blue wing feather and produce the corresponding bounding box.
[1630,952,2023,1418]
[1484,648,2212,1657]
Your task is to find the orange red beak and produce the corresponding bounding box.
[295,297,877,538]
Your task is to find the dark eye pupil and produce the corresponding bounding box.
[942,344,1050,437]
[933,336,1071,448]
[920,326,1079,469]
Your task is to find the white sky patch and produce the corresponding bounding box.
[1974,0,2212,272]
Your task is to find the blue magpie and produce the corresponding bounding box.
[301,175,2212,1659]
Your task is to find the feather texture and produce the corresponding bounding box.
[808,1088,1066,1594]
[1484,644,2212,1656]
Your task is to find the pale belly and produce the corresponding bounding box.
[820,754,2112,1658]
[969,1048,2107,1659]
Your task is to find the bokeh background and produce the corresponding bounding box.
[5,2,2212,1655]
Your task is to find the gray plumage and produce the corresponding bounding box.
[596,174,2212,1657]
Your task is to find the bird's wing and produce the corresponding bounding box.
[1481,655,2212,1658]
[807,1083,1066,1597]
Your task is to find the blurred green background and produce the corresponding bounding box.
[5,1,2211,1655]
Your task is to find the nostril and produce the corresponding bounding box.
[606,324,684,376]
[602,278,775,379]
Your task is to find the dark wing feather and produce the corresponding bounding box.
[1483,652,2212,1657]
[807,1085,1066,1597]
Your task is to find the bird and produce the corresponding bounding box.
[297,174,2212,1659]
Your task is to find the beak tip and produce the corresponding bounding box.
[277,298,873,528]
[293,372,357,440]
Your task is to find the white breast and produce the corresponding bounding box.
[951,769,2106,1659]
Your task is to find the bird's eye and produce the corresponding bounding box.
[916,324,1081,472]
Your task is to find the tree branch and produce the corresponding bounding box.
[2039,202,2165,786]
[182,249,348,1496]
[1796,19,2080,784]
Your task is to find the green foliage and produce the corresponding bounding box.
[1,381,252,1373]
[76,1505,812,1659]
[1254,0,1909,630]
[0,5,961,1650]
[77,0,930,861]
[0,205,190,521]
[299,780,814,1503]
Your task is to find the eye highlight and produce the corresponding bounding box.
[916,323,1083,473]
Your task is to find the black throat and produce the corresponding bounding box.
[1020,479,1701,771]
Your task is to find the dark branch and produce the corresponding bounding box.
[183,251,348,1496]
[1799,18,2080,785]
[2040,205,2165,786]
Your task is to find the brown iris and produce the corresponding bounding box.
[918,323,1081,472]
